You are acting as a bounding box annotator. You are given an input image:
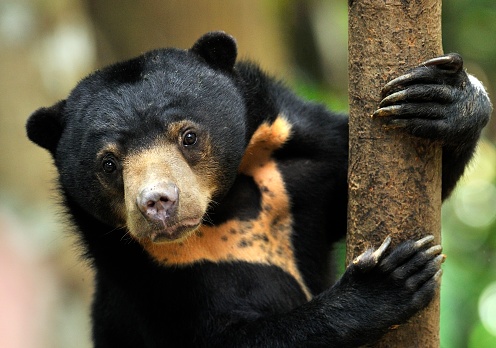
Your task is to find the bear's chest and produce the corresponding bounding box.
[141,116,311,298]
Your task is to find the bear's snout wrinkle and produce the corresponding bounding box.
[137,182,179,223]
[123,142,212,243]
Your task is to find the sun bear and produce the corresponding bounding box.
[26,32,491,347]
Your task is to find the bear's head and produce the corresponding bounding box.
[26,32,247,243]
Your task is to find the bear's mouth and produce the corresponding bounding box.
[148,218,202,243]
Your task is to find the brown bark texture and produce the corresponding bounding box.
[347,0,443,347]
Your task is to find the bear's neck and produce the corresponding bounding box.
[233,61,280,143]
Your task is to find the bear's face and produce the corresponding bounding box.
[27,32,247,243]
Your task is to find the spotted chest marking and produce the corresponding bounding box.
[143,115,312,300]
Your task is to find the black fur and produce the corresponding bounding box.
[26,32,491,347]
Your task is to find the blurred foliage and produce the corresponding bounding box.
[0,0,495,347]
[440,142,496,347]
[443,0,496,63]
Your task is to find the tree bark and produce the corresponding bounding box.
[347,1,443,347]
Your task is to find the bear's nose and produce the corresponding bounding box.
[137,183,179,223]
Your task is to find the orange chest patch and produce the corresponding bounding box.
[141,116,311,299]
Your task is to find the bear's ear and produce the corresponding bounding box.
[190,31,237,72]
[26,100,66,155]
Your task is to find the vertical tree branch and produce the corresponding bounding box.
[347,0,443,347]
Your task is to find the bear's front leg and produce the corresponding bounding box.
[217,236,443,348]
[372,53,492,198]
[299,235,444,347]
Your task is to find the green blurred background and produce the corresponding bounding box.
[0,0,494,347]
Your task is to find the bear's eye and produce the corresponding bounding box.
[102,157,118,174]
[182,130,197,146]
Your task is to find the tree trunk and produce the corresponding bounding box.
[347,1,443,347]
